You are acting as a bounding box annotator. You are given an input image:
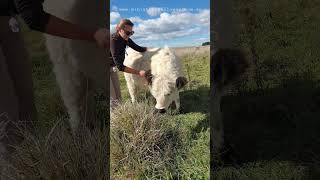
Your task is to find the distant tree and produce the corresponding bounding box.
[202,42,210,46]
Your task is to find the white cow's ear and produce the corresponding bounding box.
[145,48,160,59]
[176,77,188,89]
[148,47,160,52]
[148,48,161,56]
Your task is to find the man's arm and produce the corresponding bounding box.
[14,0,109,48]
[111,39,145,76]
[123,67,140,75]
[110,38,127,72]
[127,38,147,52]
[45,15,109,48]
[45,15,96,41]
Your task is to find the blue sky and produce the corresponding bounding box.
[110,0,210,47]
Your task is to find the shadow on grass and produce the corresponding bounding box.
[180,85,210,114]
[179,85,210,141]
[218,78,320,177]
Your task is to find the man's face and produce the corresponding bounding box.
[119,25,134,40]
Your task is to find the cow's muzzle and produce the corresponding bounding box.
[153,108,166,114]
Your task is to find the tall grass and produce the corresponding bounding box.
[110,102,183,179]
[1,120,107,179]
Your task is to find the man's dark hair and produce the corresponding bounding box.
[116,19,134,32]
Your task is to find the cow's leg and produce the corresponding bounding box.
[127,83,138,103]
[80,78,98,130]
[124,74,138,103]
[53,62,85,134]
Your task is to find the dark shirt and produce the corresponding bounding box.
[110,32,147,71]
[0,0,50,32]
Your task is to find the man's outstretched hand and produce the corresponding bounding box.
[94,28,109,48]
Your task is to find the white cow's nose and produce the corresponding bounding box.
[154,108,166,114]
[155,103,165,110]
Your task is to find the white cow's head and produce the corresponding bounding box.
[149,75,187,111]
[147,47,188,112]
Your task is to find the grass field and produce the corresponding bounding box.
[111,49,210,179]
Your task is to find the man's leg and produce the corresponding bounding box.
[0,45,20,161]
[1,18,37,132]
[0,16,37,157]
[110,68,122,107]
[0,16,21,161]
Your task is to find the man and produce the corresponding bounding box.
[110,19,148,106]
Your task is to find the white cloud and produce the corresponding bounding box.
[195,37,209,42]
[198,9,210,26]
[111,5,118,11]
[171,8,189,14]
[110,12,121,23]
[109,9,210,47]
[146,7,163,17]
[128,16,144,24]
[130,9,210,43]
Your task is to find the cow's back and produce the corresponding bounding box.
[151,46,183,78]
[123,48,151,89]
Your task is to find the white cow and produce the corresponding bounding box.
[43,0,108,133]
[124,46,188,112]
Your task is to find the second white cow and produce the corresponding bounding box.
[123,46,187,112]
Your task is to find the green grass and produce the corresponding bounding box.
[21,23,68,132]
[214,161,309,180]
